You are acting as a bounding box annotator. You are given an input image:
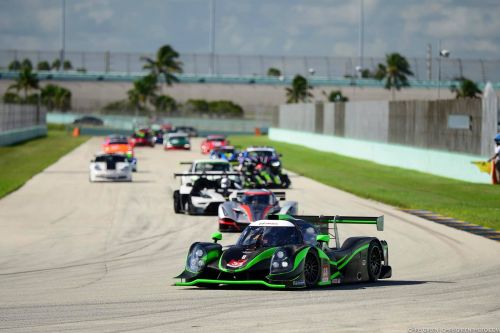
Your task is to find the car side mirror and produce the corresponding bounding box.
[316,234,329,243]
[231,197,238,202]
[211,232,222,243]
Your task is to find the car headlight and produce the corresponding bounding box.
[270,248,292,274]
[271,161,281,167]
[184,144,190,148]
[186,245,206,273]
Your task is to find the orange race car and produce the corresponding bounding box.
[102,135,138,172]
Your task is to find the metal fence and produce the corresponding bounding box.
[0,102,46,132]
[1,49,500,83]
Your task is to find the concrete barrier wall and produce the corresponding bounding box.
[0,103,46,132]
[279,97,497,156]
[0,125,47,146]
[47,112,268,134]
[269,127,490,184]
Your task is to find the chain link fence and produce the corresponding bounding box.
[0,102,46,133]
[1,49,499,82]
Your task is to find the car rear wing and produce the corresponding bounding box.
[269,214,384,248]
[233,191,286,201]
[174,171,241,177]
[180,161,193,165]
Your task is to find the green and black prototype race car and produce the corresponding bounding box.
[174,214,391,289]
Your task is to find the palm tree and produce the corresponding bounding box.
[21,59,33,70]
[142,45,183,92]
[377,53,413,100]
[8,67,39,100]
[41,84,72,111]
[127,74,158,114]
[451,78,482,98]
[267,67,281,77]
[37,61,51,71]
[285,75,312,103]
[51,59,61,70]
[63,60,73,70]
[324,90,349,102]
[8,60,21,71]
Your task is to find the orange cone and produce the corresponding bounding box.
[72,127,80,137]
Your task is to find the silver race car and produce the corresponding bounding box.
[218,189,298,232]
[89,153,132,182]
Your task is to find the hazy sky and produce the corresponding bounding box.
[1,0,499,59]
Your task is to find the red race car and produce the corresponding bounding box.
[201,135,229,154]
[130,128,155,147]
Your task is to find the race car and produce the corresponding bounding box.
[173,171,241,215]
[201,135,229,154]
[218,190,298,232]
[175,214,391,289]
[175,126,198,137]
[164,133,191,150]
[102,135,137,172]
[245,146,281,161]
[209,146,239,163]
[89,153,132,182]
[130,128,155,147]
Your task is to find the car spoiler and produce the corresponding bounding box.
[233,191,286,200]
[174,171,241,177]
[180,162,193,165]
[269,214,384,248]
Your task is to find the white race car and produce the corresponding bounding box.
[89,153,132,182]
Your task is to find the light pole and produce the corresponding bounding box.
[209,0,216,76]
[308,67,315,103]
[358,0,364,70]
[437,48,450,100]
[60,0,66,72]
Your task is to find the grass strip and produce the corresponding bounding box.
[0,129,89,199]
[229,135,500,230]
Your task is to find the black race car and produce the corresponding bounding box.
[175,214,391,289]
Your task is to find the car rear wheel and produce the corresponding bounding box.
[367,242,382,282]
[304,251,320,288]
[173,191,181,214]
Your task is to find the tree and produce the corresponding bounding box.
[37,61,51,71]
[208,100,243,117]
[8,67,39,100]
[63,60,73,70]
[8,60,21,71]
[127,74,158,113]
[377,53,413,100]
[3,92,22,103]
[324,90,349,102]
[285,75,312,103]
[267,67,281,77]
[41,84,72,111]
[21,58,33,71]
[451,78,482,99]
[51,59,61,70]
[184,99,210,114]
[142,44,183,92]
[153,95,177,113]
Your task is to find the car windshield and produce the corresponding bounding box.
[109,139,128,145]
[194,162,230,172]
[237,226,302,248]
[241,194,271,205]
[95,155,127,163]
[208,137,225,142]
[169,136,188,144]
[248,150,275,158]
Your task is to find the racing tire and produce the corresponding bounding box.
[367,241,382,282]
[303,251,320,288]
[173,191,182,214]
[183,196,195,215]
[281,174,291,189]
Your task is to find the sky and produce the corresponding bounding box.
[1,0,500,60]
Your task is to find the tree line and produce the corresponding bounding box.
[282,52,483,103]
[2,63,72,111]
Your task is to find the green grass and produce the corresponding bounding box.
[0,129,89,199]
[230,135,500,230]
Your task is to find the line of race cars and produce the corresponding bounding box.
[87,128,392,289]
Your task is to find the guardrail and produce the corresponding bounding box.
[2,70,499,90]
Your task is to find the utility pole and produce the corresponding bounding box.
[358,0,364,70]
[209,0,216,75]
[60,0,66,72]
[426,43,432,80]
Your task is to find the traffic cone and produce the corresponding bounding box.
[72,127,80,137]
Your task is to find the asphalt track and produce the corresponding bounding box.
[0,138,499,333]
